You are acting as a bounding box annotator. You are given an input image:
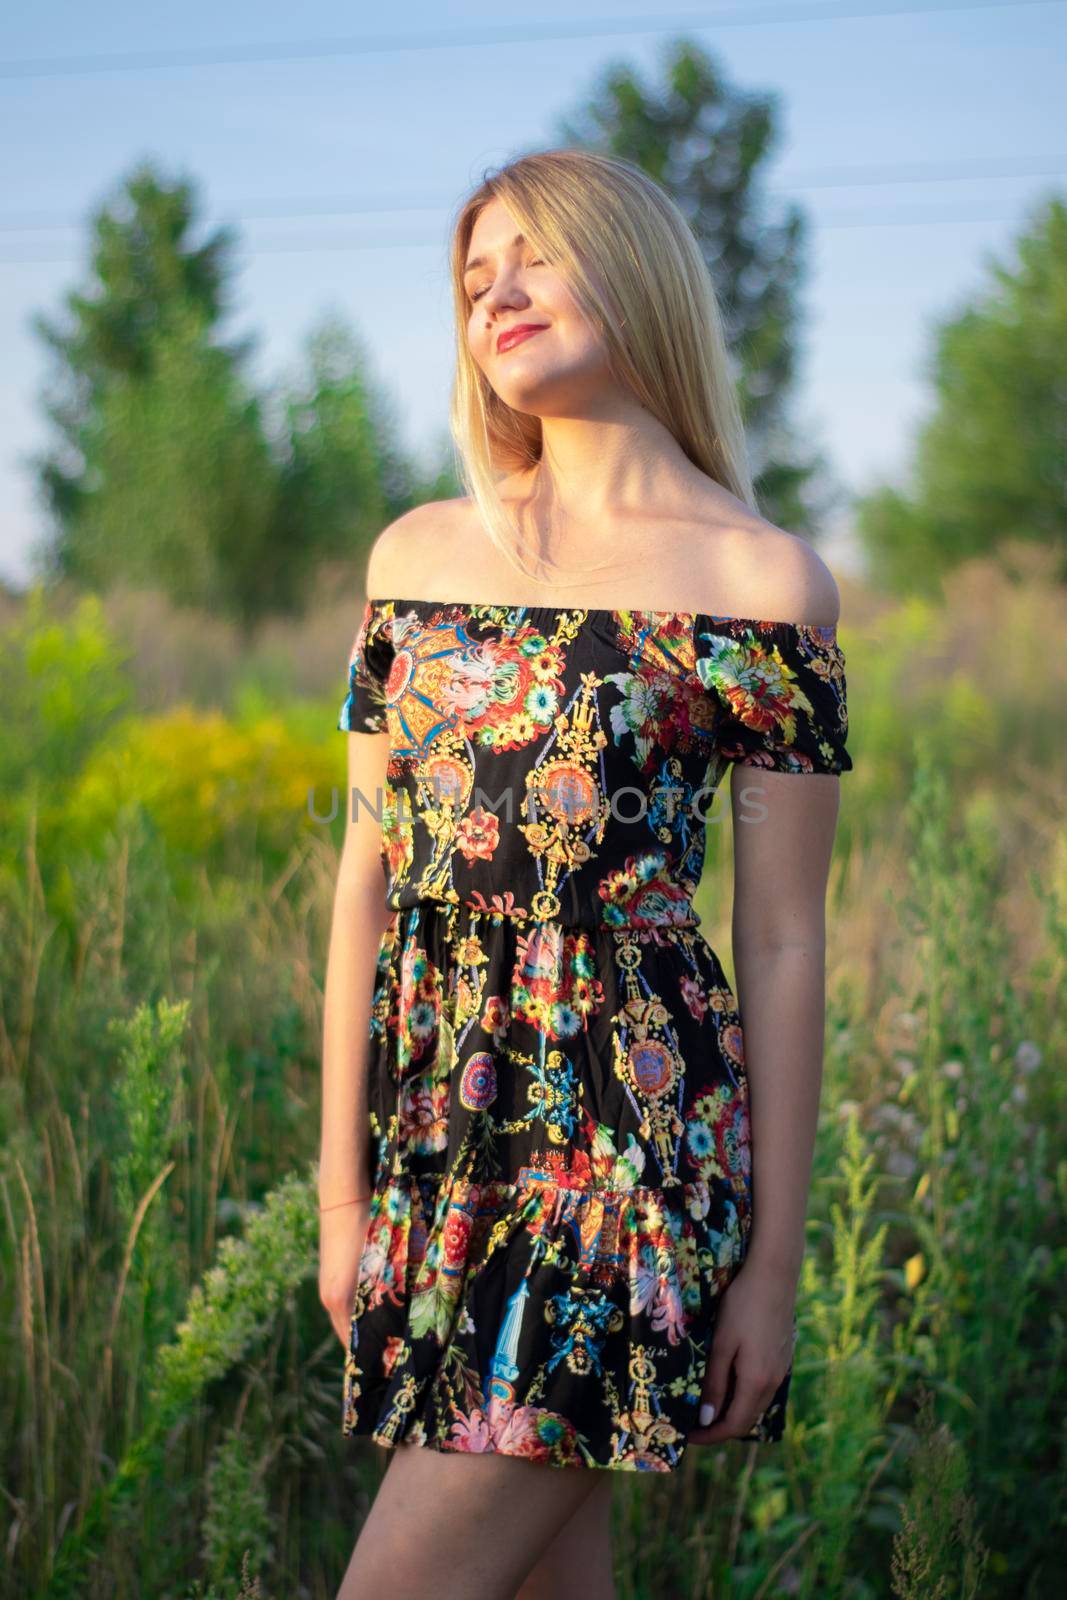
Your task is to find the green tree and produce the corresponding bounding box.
[67,303,282,631]
[264,310,464,602]
[854,194,1067,594]
[268,311,418,567]
[557,37,832,535]
[29,162,459,626]
[30,162,246,540]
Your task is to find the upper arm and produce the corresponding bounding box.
[729,767,841,954]
[337,497,465,896]
[337,719,392,898]
[333,523,405,896]
[692,529,851,951]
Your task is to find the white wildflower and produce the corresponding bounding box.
[1015,1041,1042,1074]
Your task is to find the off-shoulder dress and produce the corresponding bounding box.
[335,596,852,1471]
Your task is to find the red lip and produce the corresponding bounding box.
[496,323,548,353]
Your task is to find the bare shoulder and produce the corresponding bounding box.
[696,515,842,629]
[364,498,471,598]
[756,525,841,628]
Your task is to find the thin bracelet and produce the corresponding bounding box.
[319,1194,372,1212]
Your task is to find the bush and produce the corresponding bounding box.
[55,705,343,875]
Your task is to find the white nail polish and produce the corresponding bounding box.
[699,1402,716,1426]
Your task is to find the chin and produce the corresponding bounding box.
[495,377,558,412]
[499,367,601,415]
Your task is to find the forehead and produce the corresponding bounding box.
[465,199,526,263]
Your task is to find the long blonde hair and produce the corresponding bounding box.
[448,147,756,586]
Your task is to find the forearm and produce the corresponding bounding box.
[732,938,826,1284]
[319,871,392,1204]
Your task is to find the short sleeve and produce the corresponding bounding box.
[338,598,393,735]
[693,616,853,776]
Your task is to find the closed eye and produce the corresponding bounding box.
[468,259,546,303]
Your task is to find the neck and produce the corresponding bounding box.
[501,415,694,579]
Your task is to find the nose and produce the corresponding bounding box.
[480,263,532,317]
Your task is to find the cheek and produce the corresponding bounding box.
[539,285,604,358]
[549,316,608,370]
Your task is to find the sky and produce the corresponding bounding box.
[1,0,1064,588]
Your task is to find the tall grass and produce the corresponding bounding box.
[1,563,1065,1597]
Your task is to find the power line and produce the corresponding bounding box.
[0,201,1043,267]
[776,154,1067,190]
[1,0,1061,82]
[0,156,1062,236]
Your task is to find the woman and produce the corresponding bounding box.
[319,148,852,1599]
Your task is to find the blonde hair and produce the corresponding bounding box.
[447,147,757,586]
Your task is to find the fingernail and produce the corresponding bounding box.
[699,1402,716,1426]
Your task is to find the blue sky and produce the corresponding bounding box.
[1,0,1064,587]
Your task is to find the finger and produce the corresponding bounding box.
[698,1371,779,1441]
[694,1330,738,1433]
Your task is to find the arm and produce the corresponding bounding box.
[318,691,395,1349]
[730,765,841,1281]
[692,765,841,1440]
[687,537,851,1440]
[319,724,395,1210]
[320,527,400,1208]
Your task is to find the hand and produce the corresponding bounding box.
[688,1257,797,1444]
[318,1198,372,1347]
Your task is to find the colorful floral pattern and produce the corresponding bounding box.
[336,597,852,1469]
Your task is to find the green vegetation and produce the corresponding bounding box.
[28,164,457,631]
[854,196,1067,594]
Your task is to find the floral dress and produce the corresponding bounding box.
[336,595,852,1471]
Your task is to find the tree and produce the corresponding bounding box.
[30,162,248,544]
[854,195,1067,594]
[268,312,414,567]
[27,165,445,627]
[556,37,832,535]
[265,310,465,603]
[70,304,281,631]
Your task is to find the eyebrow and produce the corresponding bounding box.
[463,231,527,277]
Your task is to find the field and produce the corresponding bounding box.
[2,549,1065,1599]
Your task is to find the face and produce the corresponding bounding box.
[462,197,617,416]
